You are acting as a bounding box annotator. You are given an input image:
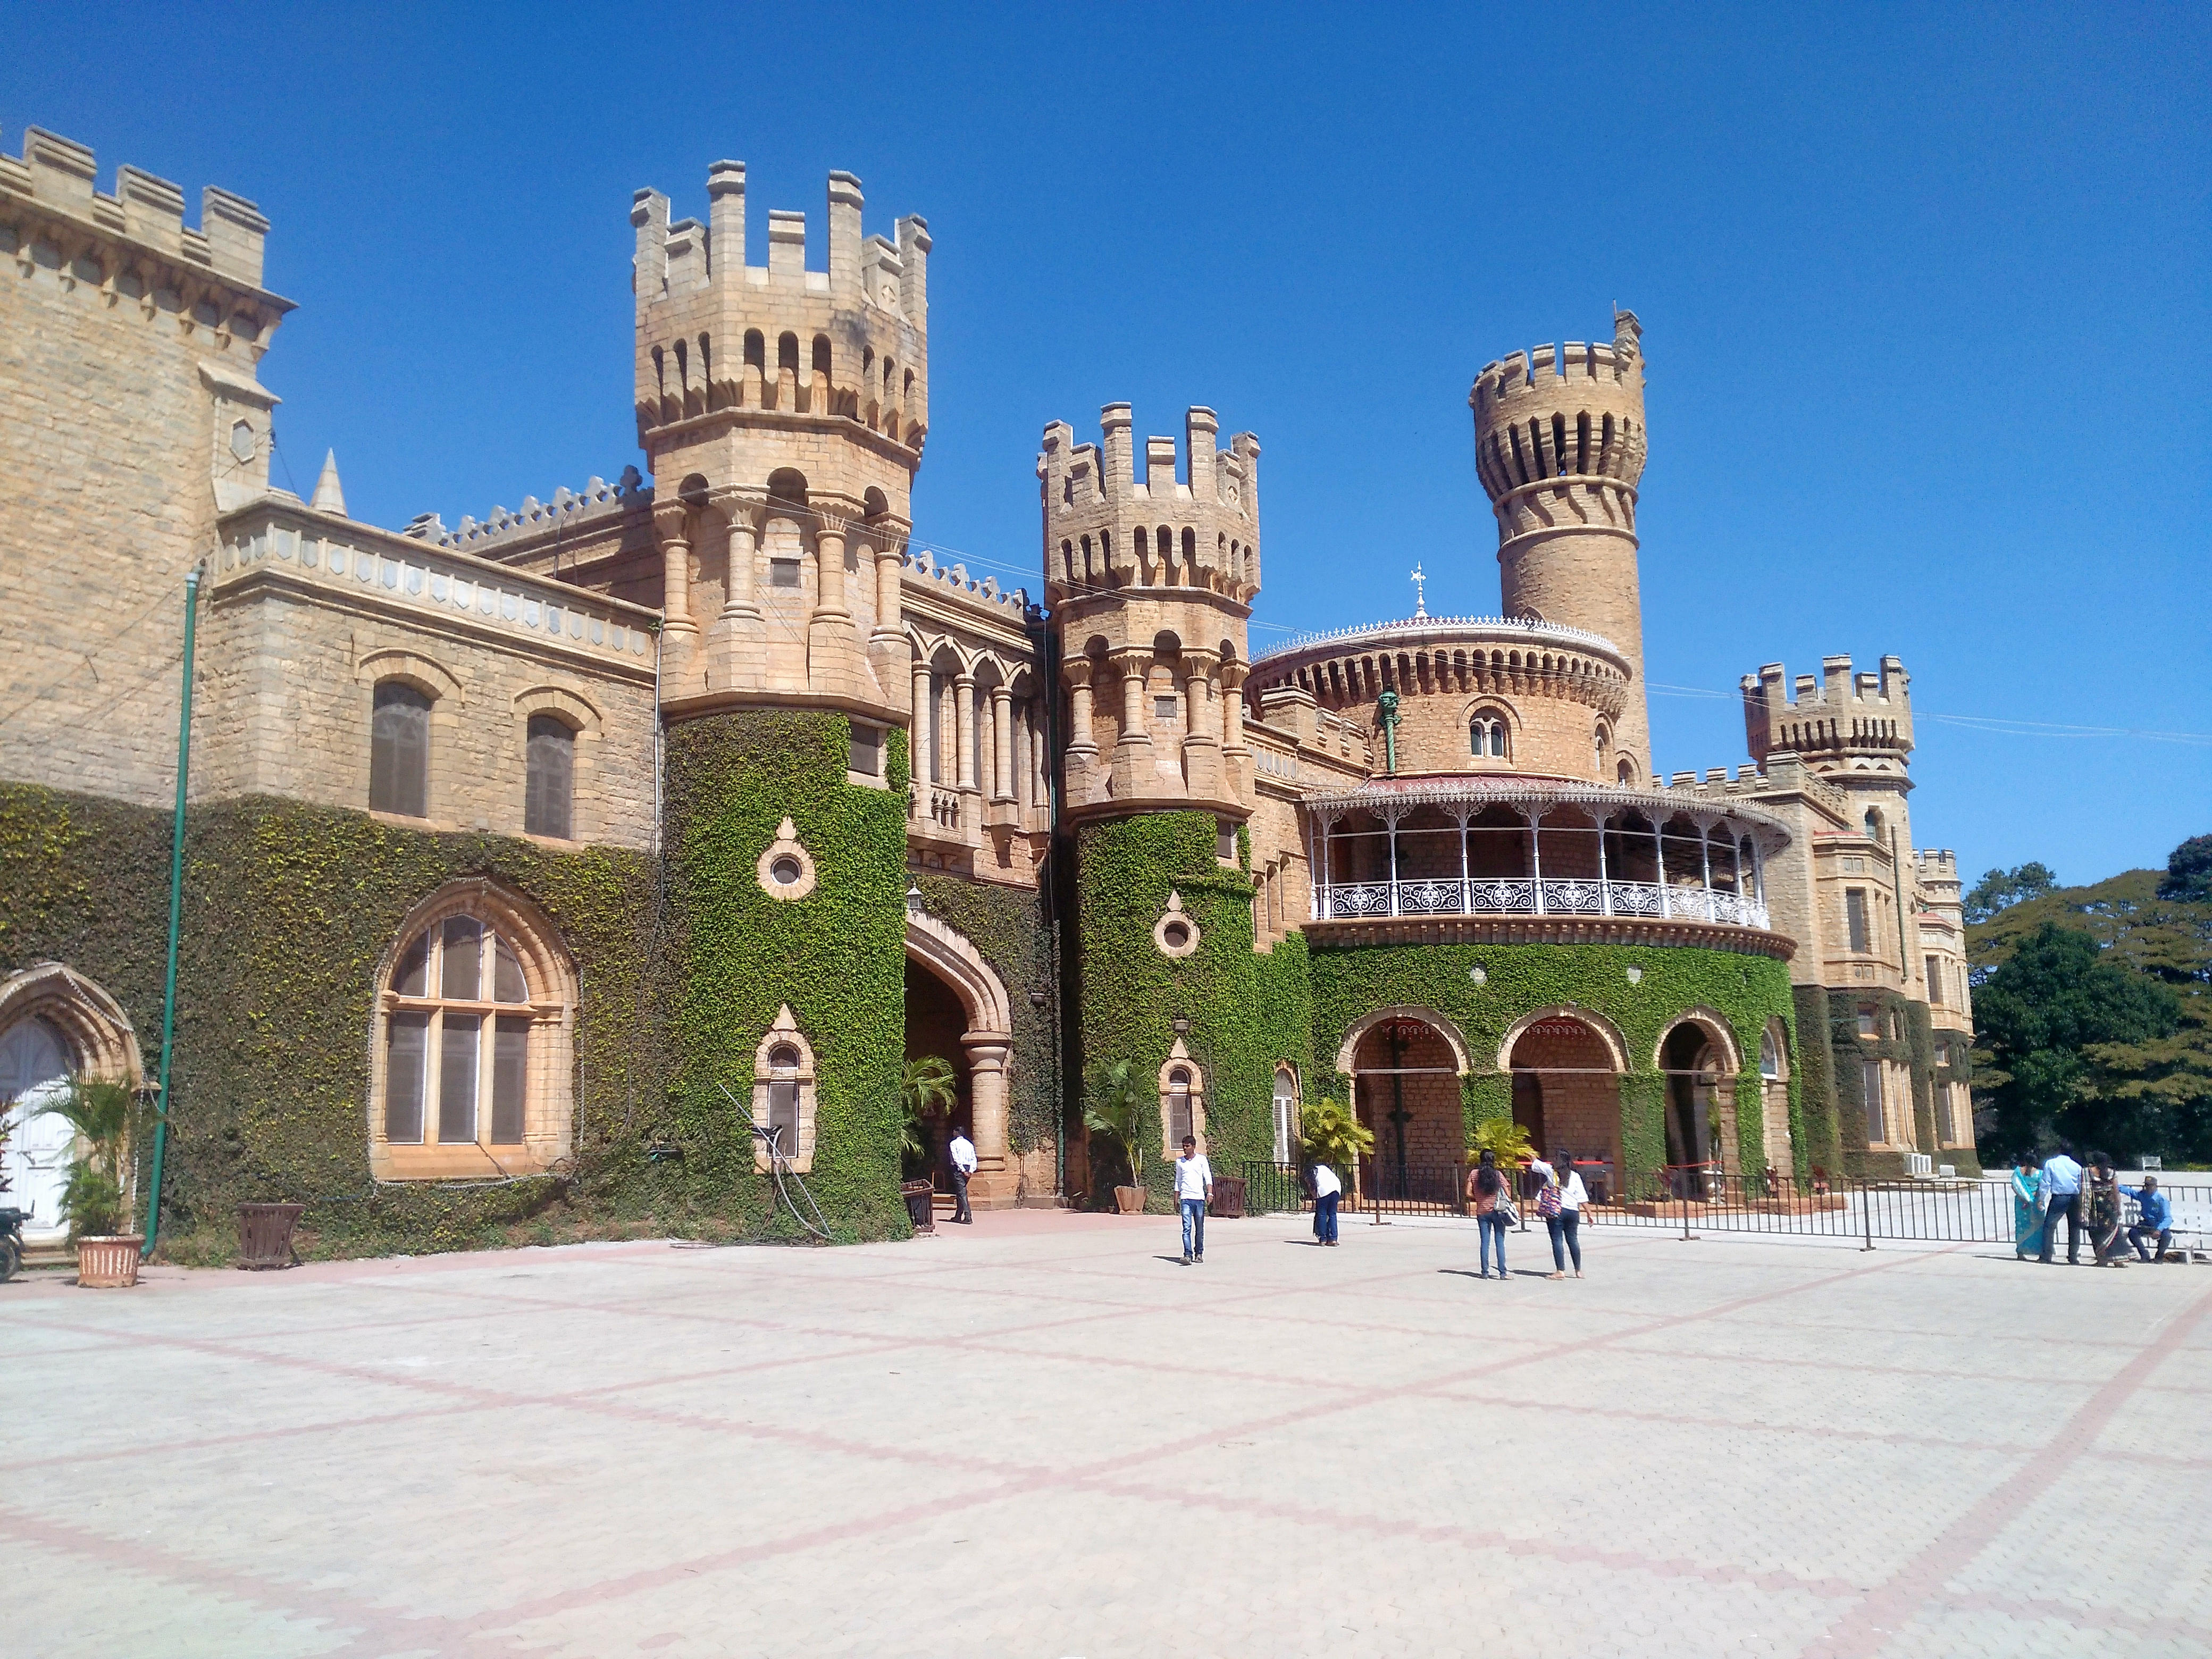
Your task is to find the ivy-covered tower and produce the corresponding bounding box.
[634,161,930,1235]
[1040,406,1299,1198]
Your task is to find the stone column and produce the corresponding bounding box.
[1113,650,1152,750]
[1182,649,1221,797]
[1063,658,1098,765]
[954,673,978,792]
[720,505,760,621]
[990,683,1015,801]
[962,1032,1016,1207]
[1219,659,1251,801]
[814,523,849,619]
[869,536,909,714]
[652,502,697,641]
[910,658,933,801]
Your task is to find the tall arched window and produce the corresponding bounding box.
[751,1008,818,1172]
[1167,1068,1194,1145]
[1271,1066,1298,1164]
[373,890,574,1178]
[370,681,431,818]
[524,714,575,840]
[1158,1043,1205,1156]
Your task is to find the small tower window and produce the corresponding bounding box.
[1471,718,1508,760]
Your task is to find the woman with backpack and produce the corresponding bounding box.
[1466,1149,1513,1279]
[1539,1147,1587,1280]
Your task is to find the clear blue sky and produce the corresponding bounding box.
[10,3,2206,885]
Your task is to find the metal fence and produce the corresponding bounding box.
[1238,1160,2211,1252]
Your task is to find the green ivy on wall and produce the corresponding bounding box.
[660,710,910,1242]
[1308,938,1804,1183]
[1791,984,1844,1178]
[1072,811,1310,1206]
[1,782,658,1261]
[1823,984,1969,1176]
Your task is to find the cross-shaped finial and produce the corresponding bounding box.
[1410,563,1427,618]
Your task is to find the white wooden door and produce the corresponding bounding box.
[1,1019,76,1244]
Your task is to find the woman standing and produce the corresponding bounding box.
[1540,1148,1587,1279]
[2010,1152,2045,1261]
[1467,1149,1510,1279]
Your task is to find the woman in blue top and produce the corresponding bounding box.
[2010,1153,2045,1260]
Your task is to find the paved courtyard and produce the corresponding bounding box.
[5,1210,2209,1658]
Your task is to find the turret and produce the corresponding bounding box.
[1740,654,1915,777]
[1040,405,1260,818]
[1470,309,1650,778]
[631,159,929,724]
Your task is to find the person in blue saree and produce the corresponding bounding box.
[2012,1153,2045,1260]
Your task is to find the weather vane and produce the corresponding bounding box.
[1410,562,1427,619]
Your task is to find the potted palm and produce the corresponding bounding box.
[1298,1097,1375,1207]
[37,1077,160,1288]
[900,1055,957,1232]
[1083,1058,1148,1213]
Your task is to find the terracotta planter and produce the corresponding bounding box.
[1114,1185,1146,1214]
[76,1235,144,1288]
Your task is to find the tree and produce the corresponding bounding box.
[1973,921,2180,1157]
[2158,834,2212,904]
[899,1056,958,1174]
[1963,861,2059,926]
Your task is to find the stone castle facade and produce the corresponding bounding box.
[0,128,1978,1253]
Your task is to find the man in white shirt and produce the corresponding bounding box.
[1174,1134,1212,1264]
[948,1125,977,1225]
[2038,1149,2083,1263]
[1310,1161,1343,1246]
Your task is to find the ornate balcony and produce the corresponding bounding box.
[1317,877,1769,930]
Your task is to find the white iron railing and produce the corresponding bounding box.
[1316,878,1769,929]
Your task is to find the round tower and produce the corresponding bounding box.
[1470,309,1650,781]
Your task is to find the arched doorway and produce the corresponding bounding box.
[1503,1010,1626,1202]
[1658,1014,1741,1197]
[0,963,142,1246]
[1342,1008,1467,1204]
[904,912,1017,1208]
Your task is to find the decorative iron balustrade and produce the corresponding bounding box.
[1314,877,1769,928]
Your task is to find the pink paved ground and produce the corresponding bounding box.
[4,1210,2207,1656]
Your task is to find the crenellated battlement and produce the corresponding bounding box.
[630,159,929,455]
[1471,309,1647,506]
[902,545,1030,618]
[402,468,649,554]
[1740,654,1915,770]
[1037,404,1260,608]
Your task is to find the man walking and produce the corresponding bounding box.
[1310,1161,1342,1247]
[2124,1175,2174,1262]
[1175,1134,1212,1264]
[2038,1147,2083,1264]
[947,1123,977,1225]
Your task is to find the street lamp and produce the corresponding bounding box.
[906,882,923,918]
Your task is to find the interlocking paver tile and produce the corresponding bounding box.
[4,1212,2207,1657]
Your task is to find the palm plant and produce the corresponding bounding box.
[1297,1097,1374,1173]
[1469,1115,1536,1170]
[900,1056,958,1173]
[1082,1057,1146,1189]
[36,1077,161,1241]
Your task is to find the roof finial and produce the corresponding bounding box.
[1409,562,1427,619]
[311,449,347,517]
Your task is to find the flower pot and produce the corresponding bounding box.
[900,1179,937,1234]
[76,1235,144,1288]
[1114,1185,1146,1214]
[236,1202,305,1269]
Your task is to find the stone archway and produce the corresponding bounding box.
[0,963,142,1246]
[1502,1008,1626,1200]
[904,914,1018,1208]
[1342,1007,1467,1205]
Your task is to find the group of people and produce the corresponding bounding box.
[1465,1148,1588,1280]
[2010,1149,2175,1266]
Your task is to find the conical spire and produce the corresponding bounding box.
[311,449,347,517]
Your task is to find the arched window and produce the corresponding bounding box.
[370,681,431,818]
[1759,1028,1782,1080]
[1158,1043,1205,1155]
[777,332,800,374]
[1616,757,1634,784]
[524,714,575,840]
[1271,1066,1298,1164]
[1595,723,1611,771]
[1,1017,73,1240]
[1864,808,1884,840]
[751,1008,818,1172]
[1167,1068,1194,1145]
[810,334,832,377]
[373,891,573,1178]
[1470,717,1509,760]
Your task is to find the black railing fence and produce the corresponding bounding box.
[1238,1160,2211,1250]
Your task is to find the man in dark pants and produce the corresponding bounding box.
[947,1124,976,1224]
[2038,1149,2084,1263]
[2124,1175,2174,1262]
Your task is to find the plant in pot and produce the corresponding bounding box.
[899,1055,957,1230]
[37,1077,161,1288]
[1083,1058,1148,1213]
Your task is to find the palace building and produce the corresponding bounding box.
[0,128,1978,1254]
